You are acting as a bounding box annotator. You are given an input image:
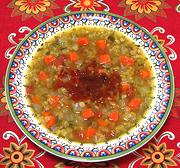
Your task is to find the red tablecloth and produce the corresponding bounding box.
[0,0,180,167]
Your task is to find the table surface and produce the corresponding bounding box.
[0,0,179,167]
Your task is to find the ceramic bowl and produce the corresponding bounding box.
[5,11,174,162]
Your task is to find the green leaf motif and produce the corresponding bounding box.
[0,157,11,165]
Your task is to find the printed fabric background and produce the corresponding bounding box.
[0,0,180,167]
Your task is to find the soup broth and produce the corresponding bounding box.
[26,26,155,143]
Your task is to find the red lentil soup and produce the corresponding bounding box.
[26,26,155,143]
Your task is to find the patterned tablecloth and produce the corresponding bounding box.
[0,0,180,168]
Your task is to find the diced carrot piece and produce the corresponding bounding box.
[97,119,108,127]
[38,71,48,81]
[49,96,60,107]
[46,115,57,129]
[42,111,53,116]
[99,54,110,64]
[85,128,96,139]
[82,108,94,119]
[119,55,135,66]
[31,95,41,104]
[44,55,56,65]
[96,39,106,50]
[121,82,131,92]
[69,52,78,62]
[109,111,119,122]
[128,98,142,109]
[139,69,151,79]
[77,37,89,46]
